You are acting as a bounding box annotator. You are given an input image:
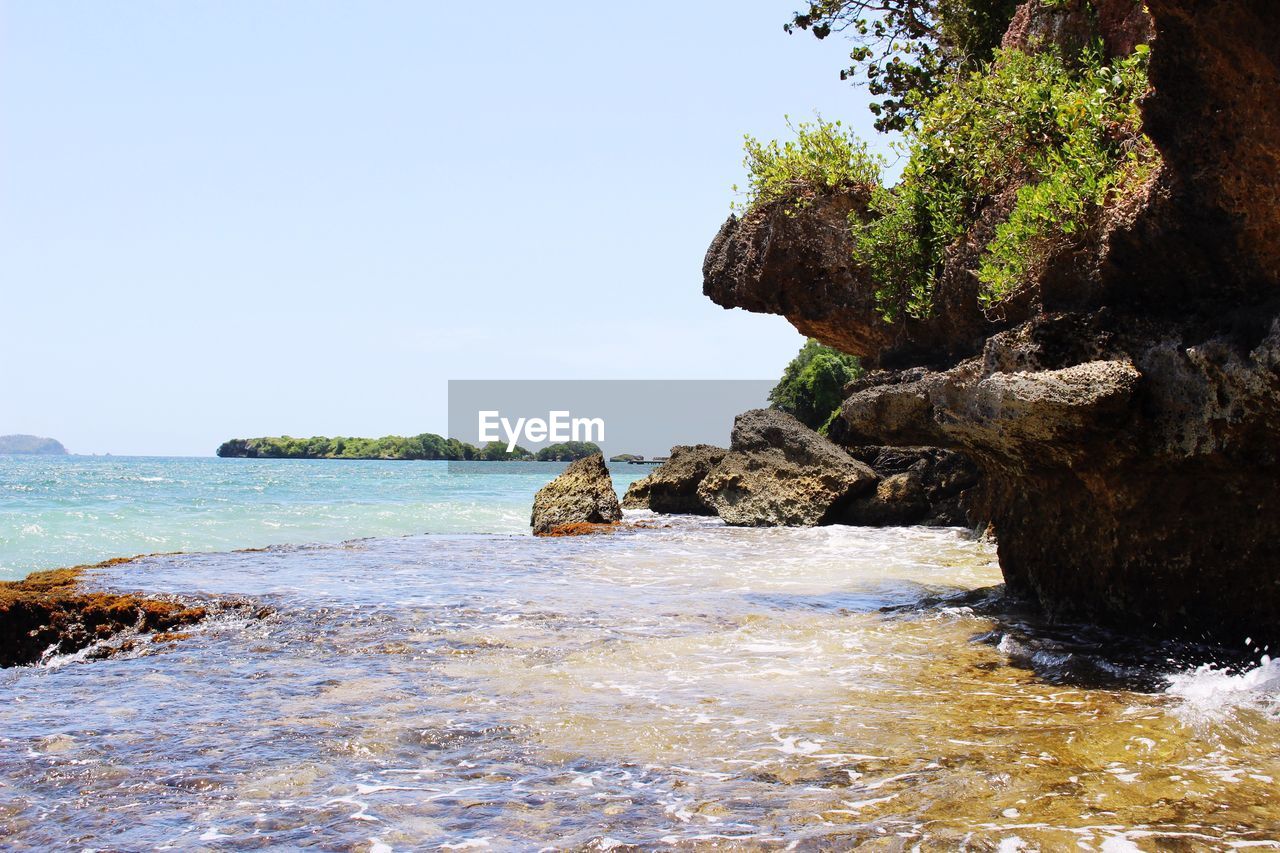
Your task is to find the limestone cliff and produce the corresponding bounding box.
[705,0,1280,640]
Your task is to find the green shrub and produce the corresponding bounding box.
[854,171,970,322]
[769,338,864,431]
[975,45,1156,304]
[736,117,883,212]
[854,44,1157,319]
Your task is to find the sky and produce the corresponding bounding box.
[0,1,891,456]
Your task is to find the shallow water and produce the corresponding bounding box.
[2,518,1277,849]
[0,457,645,577]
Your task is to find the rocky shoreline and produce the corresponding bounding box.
[537,412,981,534]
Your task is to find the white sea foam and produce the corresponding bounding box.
[1166,657,1280,721]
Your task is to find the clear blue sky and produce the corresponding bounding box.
[0,1,890,456]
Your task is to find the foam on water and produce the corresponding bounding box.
[0,518,1277,848]
[1167,657,1280,723]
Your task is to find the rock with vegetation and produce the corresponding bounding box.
[0,435,67,455]
[609,453,643,462]
[704,0,1280,639]
[621,444,727,515]
[530,454,622,535]
[697,409,876,526]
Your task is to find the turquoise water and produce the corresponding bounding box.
[0,456,646,578]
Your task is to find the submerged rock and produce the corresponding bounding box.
[621,444,726,515]
[697,409,876,526]
[530,454,622,536]
[0,559,210,667]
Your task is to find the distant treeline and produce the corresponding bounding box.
[216,434,602,462]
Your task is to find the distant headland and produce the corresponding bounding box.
[216,434,601,462]
[0,435,68,455]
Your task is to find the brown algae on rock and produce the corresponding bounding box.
[0,556,212,666]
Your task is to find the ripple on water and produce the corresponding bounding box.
[0,520,1277,849]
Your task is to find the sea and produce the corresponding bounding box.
[0,455,1278,849]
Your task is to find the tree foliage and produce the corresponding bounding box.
[217,434,536,461]
[534,442,602,462]
[785,0,1020,132]
[216,436,605,462]
[768,339,864,431]
[475,441,534,461]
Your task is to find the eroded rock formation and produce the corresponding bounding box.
[695,409,877,526]
[835,446,980,527]
[530,454,623,535]
[622,444,726,514]
[704,188,999,368]
[703,0,1280,639]
[624,435,979,527]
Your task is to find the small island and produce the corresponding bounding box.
[533,441,602,462]
[0,434,68,455]
[216,434,602,462]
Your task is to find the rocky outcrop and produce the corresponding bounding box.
[834,446,980,527]
[0,560,212,667]
[703,190,1000,368]
[624,437,977,526]
[702,1,1280,640]
[621,444,726,514]
[828,321,1280,638]
[696,409,876,526]
[704,190,904,361]
[530,454,622,536]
